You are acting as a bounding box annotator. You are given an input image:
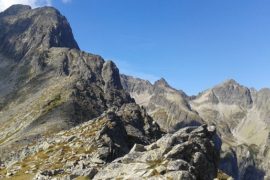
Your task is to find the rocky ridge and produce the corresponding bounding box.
[0,111,219,179]
[0,104,162,179]
[121,75,204,132]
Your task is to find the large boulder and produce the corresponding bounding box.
[94,124,220,180]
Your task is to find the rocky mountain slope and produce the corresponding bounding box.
[0,108,219,179]
[121,75,204,132]
[1,105,162,179]
[121,76,270,179]
[0,5,221,180]
[0,5,133,156]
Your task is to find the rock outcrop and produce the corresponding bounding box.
[95,124,219,180]
[0,118,219,179]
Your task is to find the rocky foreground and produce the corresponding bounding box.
[94,124,219,180]
[0,108,220,179]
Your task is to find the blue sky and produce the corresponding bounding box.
[4,0,270,95]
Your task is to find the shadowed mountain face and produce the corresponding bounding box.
[0,5,79,60]
[0,5,134,154]
[121,75,270,179]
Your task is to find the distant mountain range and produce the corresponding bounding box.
[0,4,269,180]
[121,75,270,179]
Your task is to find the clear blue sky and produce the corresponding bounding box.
[52,0,270,95]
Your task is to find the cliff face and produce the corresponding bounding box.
[0,5,221,180]
[122,76,270,179]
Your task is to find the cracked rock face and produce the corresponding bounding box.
[94,124,220,180]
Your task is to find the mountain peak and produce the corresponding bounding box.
[211,79,253,106]
[221,79,239,86]
[154,78,170,87]
[1,4,31,15]
[0,5,79,60]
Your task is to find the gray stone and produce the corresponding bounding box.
[130,143,146,153]
[166,160,190,171]
[94,125,220,180]
[165,171,196,180]
[72,167,97,178]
